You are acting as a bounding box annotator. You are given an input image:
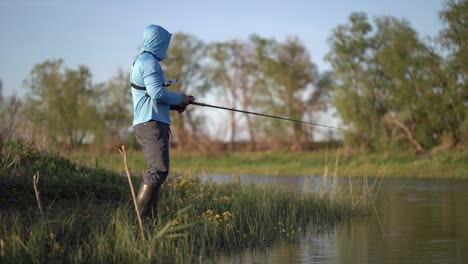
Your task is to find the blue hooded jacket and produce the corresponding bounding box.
[130,25,183,126]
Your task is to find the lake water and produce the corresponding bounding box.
[206,174,468,264]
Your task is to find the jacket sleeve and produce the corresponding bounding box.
[141,61,183,105]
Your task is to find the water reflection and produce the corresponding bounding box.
[206,175,468,264]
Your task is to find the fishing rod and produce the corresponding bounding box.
[189,98,347,131]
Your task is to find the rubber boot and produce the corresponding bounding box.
[136,183,157,219]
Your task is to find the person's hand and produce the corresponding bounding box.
[171,94,193,113]
[170,104,186,113]
[181,94,191,107]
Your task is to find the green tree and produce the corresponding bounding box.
[268,37,317,151]
[163,33,210,151]
[325,12,382,151]
[209,37,279,151]
[440,0,468,80]
[23,60,101,148]
[304,71,334,142]
[208,36,318,151]
[374,17,444,151]
[95,69,132,148]
[241,35,279,150]
[327,11,464,152]
[0,96,21,145]
[208,40,249,151]
[209,40,237,150]
[439,0,468,145]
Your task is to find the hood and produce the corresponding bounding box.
[140,25,172,61]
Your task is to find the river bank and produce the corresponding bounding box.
[0,141,367,262]
[69,148,467,179]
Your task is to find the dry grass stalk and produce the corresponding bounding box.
[33,171,44,218]
[333,148,340,193]
[118,145,146,241]
[0,238,4,257]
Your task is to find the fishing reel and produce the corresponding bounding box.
[189,96,196,104]
[163,78,177,87]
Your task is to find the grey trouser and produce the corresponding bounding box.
[134,120,170,186]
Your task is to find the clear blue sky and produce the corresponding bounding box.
[0,0,444,98]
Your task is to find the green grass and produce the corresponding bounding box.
[0,140,367,263]
[69,148,468,179]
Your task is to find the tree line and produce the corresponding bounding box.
[1,0,466,153]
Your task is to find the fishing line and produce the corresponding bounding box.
[190,100,347,131]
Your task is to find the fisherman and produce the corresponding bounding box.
[130,24,192,219]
